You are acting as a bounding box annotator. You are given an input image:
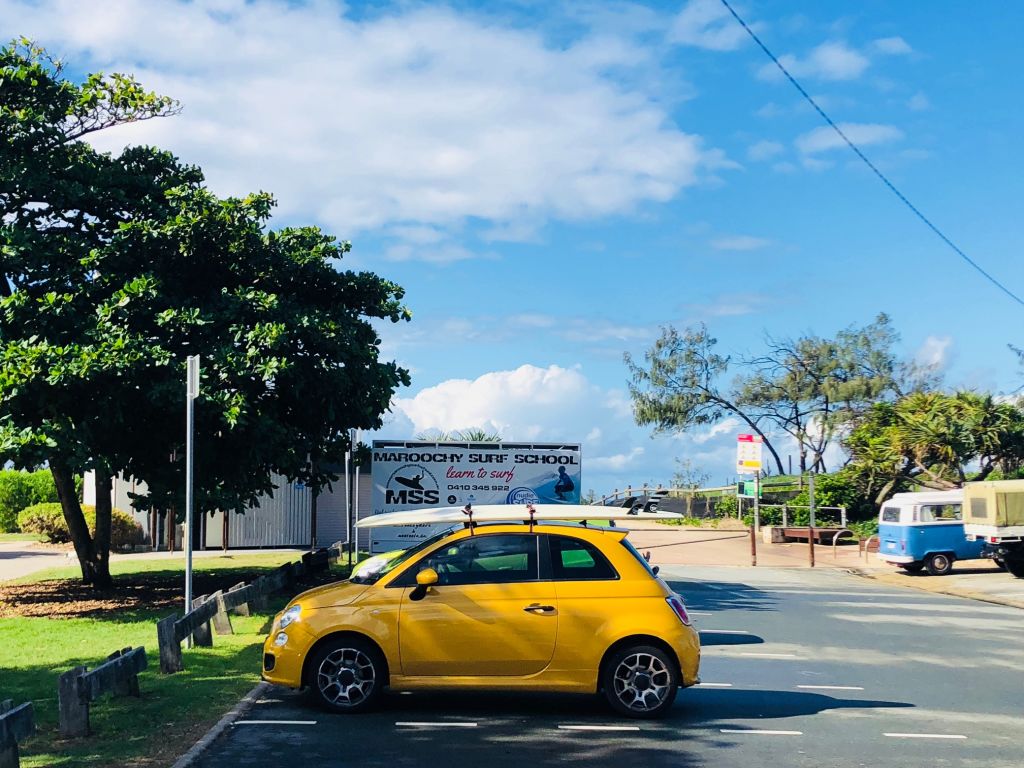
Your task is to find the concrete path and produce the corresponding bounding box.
[0,541,70,582]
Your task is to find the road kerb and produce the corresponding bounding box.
[170,681,271,768]
[847,568,1024,610]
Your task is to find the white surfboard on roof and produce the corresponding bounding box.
[355,504,680,529]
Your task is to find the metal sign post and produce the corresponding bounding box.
[184,355,200,645]
[808,473,816,568]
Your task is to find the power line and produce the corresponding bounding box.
[718,0,1024,309]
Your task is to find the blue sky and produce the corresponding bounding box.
[4,0,1022,495]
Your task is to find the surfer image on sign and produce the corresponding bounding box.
[554,466,575,500]
[384,465,440,505]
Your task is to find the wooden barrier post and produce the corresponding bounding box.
[191,597,213,647]
[229,583,251,617]
[157,615,183,673]
[1,700,34,768]
[57,666,89,737]
[211,590,233,636]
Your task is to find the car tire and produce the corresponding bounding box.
[924,553,954,576]
[993,558,1006,571]
[305,637,387,714]
[899,563,924,573]
[601,644,678,719]
[1004,559,1024,579]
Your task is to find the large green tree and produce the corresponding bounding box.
[845,392,1024,504]
[625,323,786,473]
[735,314,905,473]
[0,41,410,588]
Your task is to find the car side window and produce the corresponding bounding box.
[547,535,617,581]
[421,534,539,586]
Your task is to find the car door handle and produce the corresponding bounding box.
[523,603,556,613]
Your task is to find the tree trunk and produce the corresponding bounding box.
[92,468,114,589]
[51,463,113,589]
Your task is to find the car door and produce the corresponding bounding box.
[396,533,557,677]
[544,534,621,659]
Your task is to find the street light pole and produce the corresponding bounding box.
[184,355,200,645]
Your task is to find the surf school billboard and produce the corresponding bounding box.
[367,441,582,552]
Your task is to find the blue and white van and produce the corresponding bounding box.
[877,489,984,575]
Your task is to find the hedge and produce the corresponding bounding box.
[17,503,145,549]
[0,469,65,533]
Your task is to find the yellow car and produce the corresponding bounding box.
[262,522,700,717]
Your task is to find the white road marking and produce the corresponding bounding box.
[884,733,967,740]
[797,685,864,691]
[720,729,802,736]
[396,721,478,728]
[558,725,641,732]
[699,629,751,635]
[739,652,798,658]
[696,682,733,687]
[234,720,317,726]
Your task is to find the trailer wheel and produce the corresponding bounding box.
[1004,559,1024,579]
[925,552,953,576]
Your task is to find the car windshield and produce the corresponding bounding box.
[349,527,456,585]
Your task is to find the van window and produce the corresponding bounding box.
[918,504,961,522]
[881,507,901,523]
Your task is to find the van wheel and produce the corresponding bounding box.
[925,553,953,576]
[306,637,386,713]
[601,644,678,718]
[899,563,924,573]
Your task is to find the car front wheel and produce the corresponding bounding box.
[306,637,386,713]
[601,644,678,718]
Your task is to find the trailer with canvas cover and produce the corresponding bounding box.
[963,479,1024,578]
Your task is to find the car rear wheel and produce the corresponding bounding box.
[899,563,924,573]
[306,637,386,713]
[601,644,678,718]
[925,553,954,576]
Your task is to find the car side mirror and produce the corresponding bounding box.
[410,567,439,602]
[416,568,439,586]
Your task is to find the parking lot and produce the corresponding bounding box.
[195,565,1024,768]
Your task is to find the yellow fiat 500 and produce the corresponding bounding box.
[262,522,700,717]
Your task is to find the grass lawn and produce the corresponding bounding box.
[0,532,44,542]
[0,553,349,767]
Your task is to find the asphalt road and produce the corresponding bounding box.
[195,566,1024,768]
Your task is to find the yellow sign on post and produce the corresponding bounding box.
[736,434,763,475]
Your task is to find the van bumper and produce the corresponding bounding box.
[877,554,914,564]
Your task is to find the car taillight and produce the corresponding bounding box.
[666,595,691,626]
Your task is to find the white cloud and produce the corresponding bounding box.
[873,36,913,55]
[692,417,741,445]
[916,335,953,369]
[683,292,772,318]
[795,123,903,154]
[710,234,770,251]
[759,41,870,82]
[907,91,931,111]
[588,447,645,472]
[747,140,784,162]
[668,0,749,51]
[0,0,727,250]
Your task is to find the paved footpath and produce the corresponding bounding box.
[192,565,1024,768]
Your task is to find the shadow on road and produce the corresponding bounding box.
[665,579,779,613]
[696,630,764,646]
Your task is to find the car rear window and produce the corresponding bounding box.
[881,507,901,523]
[547,536,617,581]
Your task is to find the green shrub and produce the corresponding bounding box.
[0,469,64,533]
[17,503,144,548]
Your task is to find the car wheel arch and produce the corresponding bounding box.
[597,634,681,693]
[301,631,391,689]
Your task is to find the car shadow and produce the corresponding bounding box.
[664,579,779,613]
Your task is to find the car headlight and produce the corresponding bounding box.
[279,605,302,629]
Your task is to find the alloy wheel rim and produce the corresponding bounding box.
[317,648,376,707]
[612,652,672,712]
